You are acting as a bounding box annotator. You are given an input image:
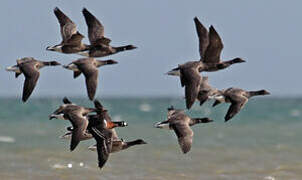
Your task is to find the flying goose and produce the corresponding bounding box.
[155,106,213,154]
[212,88,270,122]
[87,115,113,169]
[178,61,204,109]
[77,8,137,57]
[63,58,118,100]
[6,57,61,102]
[62,100,146,153]
[46,7,89,54]
[87,99,131,169]
[58,99,128,139]
[49,97,97,151]
[88,100,146,152]
[166,17,245,76]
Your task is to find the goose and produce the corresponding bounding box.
[87,99,131,169]
[166,17,245,76]
[62,100,146,152]
[46,7,89,54]
[155,106,212,154]
[87,100,147,152]
[57,99,128,139]
[212,88,270,122]
[63,58,118,100]
[77,8,137,57]
[178,61,204,109]
[87,116,113,169]
[49,97,97,151]
[6,57,61,102]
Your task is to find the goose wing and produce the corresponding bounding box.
[90,126,113,169]
[194,17,209,60]
[203,26,224,63]
[82,8,109,46]
[224,95,248,122]
[180,67,202,109]
[64,33,85,46]
[67,112,89,151]
[75,62,99,100]
[170,120,193,154]
[19,62,40,102]
[54,7,77,43]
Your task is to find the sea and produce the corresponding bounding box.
[0,97,301,180]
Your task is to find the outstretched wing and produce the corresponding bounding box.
[225,96,248,122]
[19,63,40,102]
[90,127,113,169]
[180,67,202,109]
[68,113,89,151]
[194,17,209,60]
[76,62,99,100]
[203,26,224,63]
[82,8,107,46]
[171,123,193,154]
[54,7,77,43]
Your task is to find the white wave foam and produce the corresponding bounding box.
[139,103,151,112]
[52,163,73,169]
[0,136,15,143]
[264,176,275,180]
[290,109,300,117]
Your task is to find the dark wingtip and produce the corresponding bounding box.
[94,99,103,110]
[70,144,77,151]
[224,117,231,122]
[63,97,71,104]
[212,100,220,107]
[182,149,189,154]
[89,95,94,101]
[186,102,193,110]
[82,7,88,13]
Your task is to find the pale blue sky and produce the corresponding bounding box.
[0,0,300,98]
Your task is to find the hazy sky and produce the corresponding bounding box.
[0,0,301,98]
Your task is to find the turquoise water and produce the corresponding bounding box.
[0,97,302,180]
